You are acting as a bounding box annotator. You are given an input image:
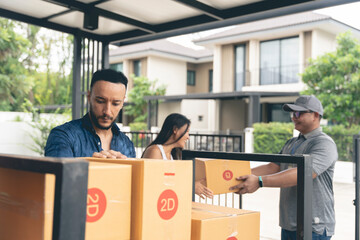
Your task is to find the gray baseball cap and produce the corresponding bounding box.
[282,95,323,116]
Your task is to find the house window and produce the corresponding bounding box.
[268,104,291,122]
[260,37,299,85]
[209,69,213,92]
[187,70,196,86]
[235,44,246,91]
[133,60,141,77]
[110,62,123,72]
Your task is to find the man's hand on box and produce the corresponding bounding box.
[230,174,259,194]
[92,150,127,159]
[195,178,213,199]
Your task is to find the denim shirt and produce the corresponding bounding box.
[45,113,136,158]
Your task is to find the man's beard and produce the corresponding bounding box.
[89,106,117,130]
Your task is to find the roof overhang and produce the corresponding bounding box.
[195,18,360,48]
[0,0,357,46]
[144,91,299,101]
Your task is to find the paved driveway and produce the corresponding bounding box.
[242,182,356,240]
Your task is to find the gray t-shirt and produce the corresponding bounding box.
[278,127,338,236]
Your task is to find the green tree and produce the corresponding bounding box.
[125,75,166,123]
[0,18,33,111]
[0,18,73,113]
[301,32,360,127]
[28,29,73,111]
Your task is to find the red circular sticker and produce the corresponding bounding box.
[223,170,233,181]
[87,188,107,222]
[227,237,238,240]
[157,189,178,220]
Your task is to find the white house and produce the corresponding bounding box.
[110,12,360,132]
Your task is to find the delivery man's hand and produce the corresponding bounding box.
[195,178,213,199]
[92,150,127,159]
[230,174,260,194]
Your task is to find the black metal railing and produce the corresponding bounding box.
[123,131,244,158]
[0,154,89,240]
[182,150,313,240]
[353,134,360,240]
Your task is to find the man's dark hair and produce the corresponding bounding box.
[90,69,128,90]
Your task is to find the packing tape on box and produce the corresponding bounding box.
[0,191,42,219]
[163,161,176,187]
[193,207,239,238]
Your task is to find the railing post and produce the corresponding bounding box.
[297,155,313,240]
[53,161,89,240]
[354,135,360,240]
[147,100,151,130]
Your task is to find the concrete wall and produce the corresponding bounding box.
[147,55,187,95]
[220,100,247,131]
[0,112,70,157]
[0,121,38,156]
[220,44,235,92]
[181,100,209,131]
[186,62,213,94]
[157,102,182,127]
[312,29,337,58]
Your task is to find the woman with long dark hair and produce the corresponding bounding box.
[142,113,213,199]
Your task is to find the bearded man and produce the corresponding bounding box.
[45,69,135,159]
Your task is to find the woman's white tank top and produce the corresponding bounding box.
[156,144,173,160]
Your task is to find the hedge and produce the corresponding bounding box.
[253,122,360,162]
[323,125,360,162]
[253,122,293,154]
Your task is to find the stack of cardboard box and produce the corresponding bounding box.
[0,162,132,240]
[0,157,260,240]
[86,158,193,240]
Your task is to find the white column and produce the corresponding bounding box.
[248,40,259,86]
[299,32,305,75]
[208,100,220,132]
[213,45,222,93]
[207,45,222,132]
[244,127,254,153]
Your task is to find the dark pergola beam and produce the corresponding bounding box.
[110,0,359,46]
[42,0,110,20]
[45,0,156,33]
[110,14,215,45]
[173,0,224,20]
[107,29,156,44]
[222,0,313,18]
[0,8,105,41]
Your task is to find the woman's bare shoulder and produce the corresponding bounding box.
[142,145,162,159]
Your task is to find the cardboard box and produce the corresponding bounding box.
[191,202,260,240]
[0,168,55,240]
[85,162,132,240]
[195,158,251,195]
[0,162,132,240]
[86,158,193,240]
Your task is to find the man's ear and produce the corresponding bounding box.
[314,112,320,120]
[87,91,91,102]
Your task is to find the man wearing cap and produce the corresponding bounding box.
[231,95,337,240]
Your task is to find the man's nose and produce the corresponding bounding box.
[103,102,111,115]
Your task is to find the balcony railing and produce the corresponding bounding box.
[260,64,300,85]
[123,131,244,158]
